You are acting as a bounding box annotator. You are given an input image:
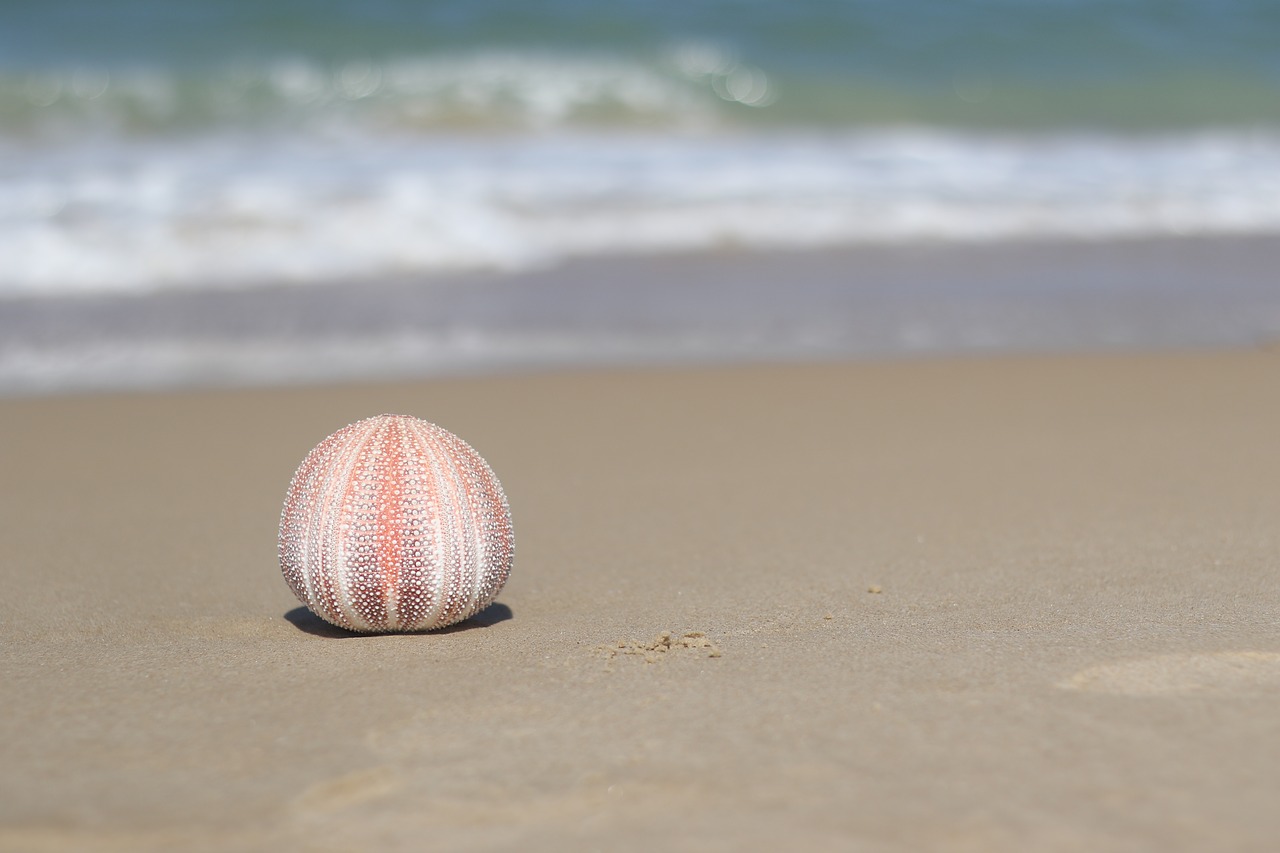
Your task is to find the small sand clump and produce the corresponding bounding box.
[599,631,722,663]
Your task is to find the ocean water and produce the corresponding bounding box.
[2,0,1279,391]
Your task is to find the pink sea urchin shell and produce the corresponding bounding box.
[278,414,514,633]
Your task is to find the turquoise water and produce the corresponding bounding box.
[4,0,1279,130]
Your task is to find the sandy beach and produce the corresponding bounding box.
[8,0,1280,847]
[3,347,1280,851]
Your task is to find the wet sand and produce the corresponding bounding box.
[5,234,1279,396]
[3,349,1280,850]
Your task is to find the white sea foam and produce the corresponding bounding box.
[4,128,1280,297]
[1,52,725,133]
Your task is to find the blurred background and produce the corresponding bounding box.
[2,0,1279,394]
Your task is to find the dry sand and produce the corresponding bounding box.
[3,349,1280,851]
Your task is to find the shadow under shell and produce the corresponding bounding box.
[284,602,513,638]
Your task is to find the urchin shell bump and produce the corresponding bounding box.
[278,414,514,633]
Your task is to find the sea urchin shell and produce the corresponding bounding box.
[278,414,514,633]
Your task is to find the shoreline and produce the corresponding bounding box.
[3,232,1279,398]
